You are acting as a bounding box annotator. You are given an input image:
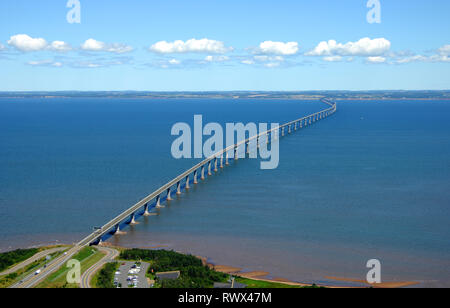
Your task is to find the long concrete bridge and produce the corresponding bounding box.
[14,97,336,288]
[77,98,337,248]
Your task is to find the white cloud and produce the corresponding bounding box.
[367,56,386,63]
[81,39,133,53]
[27,60,63,67]
[255,41,299,55]
[8,34,48,51]
[149,38,233,54]
[0,44,6,51]
[48,41,72,52]
[254,55,284,62]
[169,59,181,65]
[306,37,391,57]
[241,59,254,65]
[323,56,343,62]
[438,45,450,56]
[204,55,230,62]
[264,62,281,68]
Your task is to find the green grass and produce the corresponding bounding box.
[36,247,105,288]
[92,262,119,288]
[0,251,65,288]
[0,248,39,273]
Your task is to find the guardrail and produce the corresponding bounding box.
[78,98,337,247]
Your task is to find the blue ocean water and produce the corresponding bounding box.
[0,98,449,287]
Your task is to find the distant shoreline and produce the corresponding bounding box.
[0,90,449,101]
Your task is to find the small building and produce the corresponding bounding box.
[155,271,181,280]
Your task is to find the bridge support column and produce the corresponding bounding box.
[220,156,224,169]
[208,161,212,176]
[130,213,138,225]
[193,170,198,184]
[156,195,164,208]
[167,188,173,201]
[144,203,150,216]
[234,146,238,161]
[281,127,284,136]
[114,224,120,234]
[246,142,250,155]
[201,166,205,180]
[177,181,182,195]
[185,176,190,189]
[288,125,291,134]
[97,237,103,246]
[225,152,229,165]
[214,158,218,172]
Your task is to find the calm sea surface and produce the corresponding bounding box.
[0,98,449,287]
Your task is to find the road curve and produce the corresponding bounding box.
[80,247,119,288]
[0,247,68,276]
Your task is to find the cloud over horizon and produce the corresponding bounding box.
[306,37,391,57]
[8,34,49,52]
[254,41,299,56]
[80,39,133,54]
[149,38,233,54]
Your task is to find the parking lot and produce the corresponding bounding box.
[114,261,151,288]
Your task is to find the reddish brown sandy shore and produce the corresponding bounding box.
[102,245,418,288]
[324,276,419,288]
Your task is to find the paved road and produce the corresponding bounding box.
[10,246,80,288]
[80,247,119,288]
[0,247,68,276]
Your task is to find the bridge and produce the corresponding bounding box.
[77,98,337,247]
[14,97,336,288]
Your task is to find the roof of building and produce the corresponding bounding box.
[155,271,181,280]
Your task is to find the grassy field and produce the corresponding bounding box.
[0,251,65,288]
[36,247,106,288]
[91,262,119,288]
[235,277,322,288]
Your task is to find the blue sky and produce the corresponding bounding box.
[0,0,449,91]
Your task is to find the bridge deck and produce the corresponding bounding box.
[78,98,337,247]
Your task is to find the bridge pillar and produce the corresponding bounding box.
[220,156,224,168]
[193,170,198,184]
[97,237,103,246]
[288,125,292,134]
[114,224,120,234]
[130,213,138,225]
[208,161,212,176]
[156,195,164,208]
[144,203,150,216]
[177,181,182,194]
[281,127,285,136]
[167,188,173,201]
[201,166,206,180]
[185,176,190,189]
[225,152,229,165]
[246,142,250,155]
[214,157,218,172]
[234,145,238,161]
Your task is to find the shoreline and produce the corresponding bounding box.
[100,242,418,288]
